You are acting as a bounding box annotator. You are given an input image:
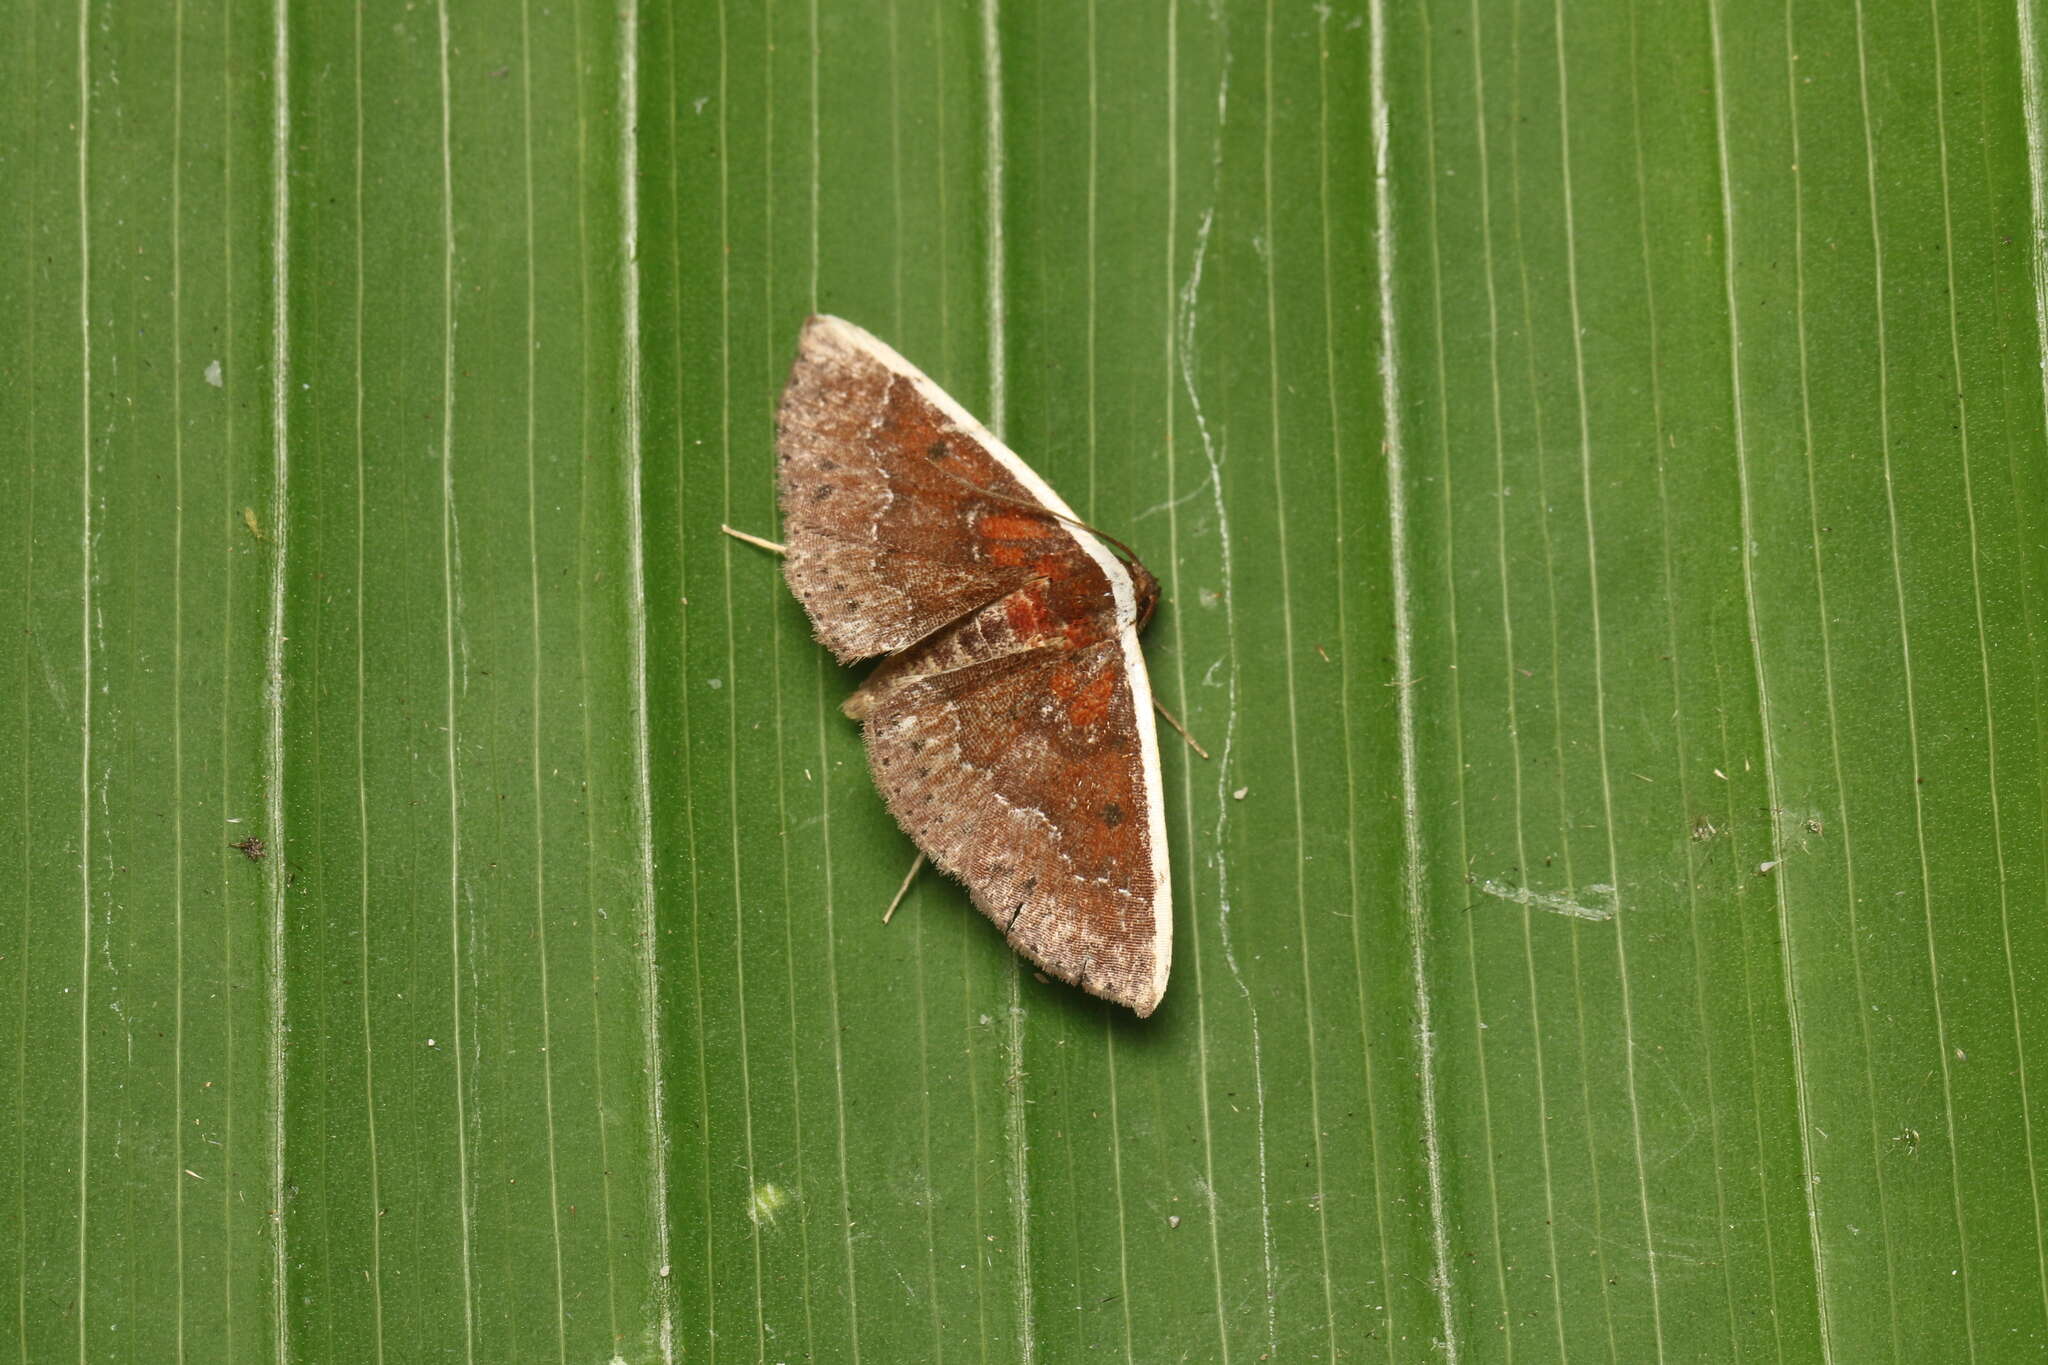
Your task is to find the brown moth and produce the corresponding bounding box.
[775,316,1172,1017]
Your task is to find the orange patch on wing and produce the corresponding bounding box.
[988,542,1030,567]
[1005,587,1050,637]
[980,513,1054,540]
[1067,669,1118,728]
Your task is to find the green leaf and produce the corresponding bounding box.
[6,0,2047,1360]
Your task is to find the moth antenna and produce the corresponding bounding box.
[881,852,926,924]
[722,524,788,555]
[1152,701,1210,759]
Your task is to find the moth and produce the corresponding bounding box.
[774,316,1172,1017]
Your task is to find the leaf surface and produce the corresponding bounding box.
[4,0,2046,1360]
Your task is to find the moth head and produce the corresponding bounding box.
[1125,557,1160,632]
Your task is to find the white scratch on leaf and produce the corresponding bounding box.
[263,0,297,1352]
[1372,0,1459,1353]
[618,0,677,1356]
[1179,106,1279,1350]
[2022,0,2048,397]
[1476,879,1618,923]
